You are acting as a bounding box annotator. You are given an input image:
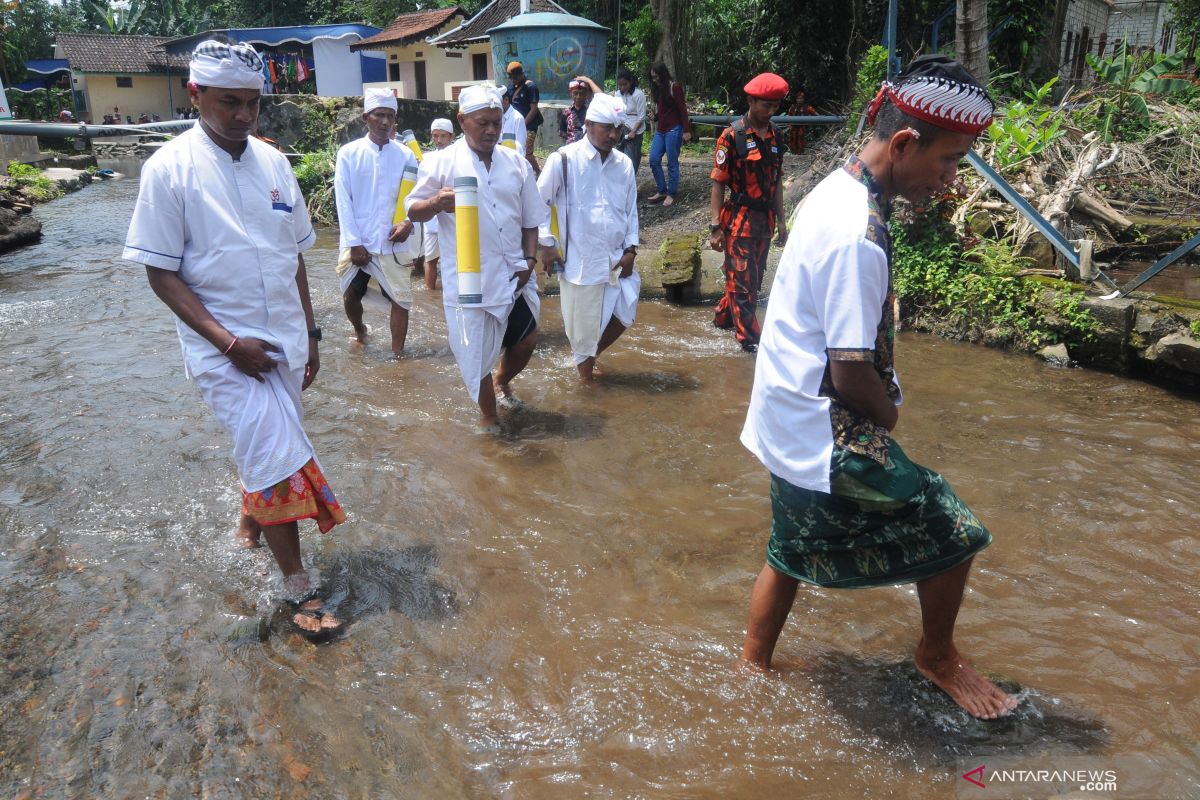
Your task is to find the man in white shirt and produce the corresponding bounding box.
[124,40,346,640]
[421,118,456,291]
[614,68,646,174]
[406,85,545,432]
[739,56,1017,719]
[537,94,639,382]
[500,89,527,153]
[333,88,417,356]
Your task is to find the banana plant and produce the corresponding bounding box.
[1086,42,1194,141]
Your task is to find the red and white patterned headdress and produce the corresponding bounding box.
[866,56,994,136]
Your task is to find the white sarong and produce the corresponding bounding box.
[193,359,315,493]
[444,279,540,401]
[423,227,440,260]
[561,270,640,365]
[336,248,414,309]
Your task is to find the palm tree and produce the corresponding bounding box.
[956,0,988,83]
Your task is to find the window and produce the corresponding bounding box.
[446,51,462,59]
[389,62,401,81]
[472,53,488,80]
[116,76,133,88]
[181,78,188,88]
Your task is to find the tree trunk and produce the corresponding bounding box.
[956,0,989,84]
[1032,0,1070,80]
[649,0,688,85]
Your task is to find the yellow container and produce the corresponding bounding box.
[392,164,419,225]
[400,129,423,162]
[550,204,563,258]
[500,132,517,149]
[454,176,482,304]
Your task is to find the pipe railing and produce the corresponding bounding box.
[0,119,195,138]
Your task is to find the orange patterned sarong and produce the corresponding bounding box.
[242,459,346,533]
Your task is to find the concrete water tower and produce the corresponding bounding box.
[488,4,608,103]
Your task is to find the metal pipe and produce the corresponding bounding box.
[688,115,847,126]
[1116,230,1200,297]
[0,119,195,138]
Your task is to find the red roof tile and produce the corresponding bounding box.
[55,33,189,74]
[433,0,569,47]
[350,8,466,51]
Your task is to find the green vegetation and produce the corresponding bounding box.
[986,78,1066,172]
[890,206,1097,348]
[5,162,63,203]
[1190,319,1200,339]
[846,45,889,133]
[1085,44,1195,141]
[292,143,338,225]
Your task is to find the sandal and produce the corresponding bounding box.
[284,588,345,644]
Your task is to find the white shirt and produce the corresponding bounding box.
[740,168,902,493]
[334,134,418,254]
[614,86,646,134]
[405,138,544,314]
[123,125,316,379]
[501,106,527,148]
[536,138,638,286]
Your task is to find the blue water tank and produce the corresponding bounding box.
[488,12,609,103]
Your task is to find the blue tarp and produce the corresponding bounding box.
[162,25,380,54]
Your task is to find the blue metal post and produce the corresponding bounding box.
[886,0,900,80]
[1117,230,1200,297]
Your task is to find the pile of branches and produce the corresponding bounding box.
[957,100,1200,272]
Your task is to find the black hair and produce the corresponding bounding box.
[870,102,944,145]
[617,68,637,88]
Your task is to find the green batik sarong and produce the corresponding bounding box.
[767,440,991,588]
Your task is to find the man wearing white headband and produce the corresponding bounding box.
[333,87,418,356]
[558,76,592,145]
[420,118,456,291]
[739,56,1015,719]
[538,93,639,382]
[406,83,545,432]
[124,39,347,641]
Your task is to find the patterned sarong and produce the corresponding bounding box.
[767,440,991,588]
[243,458,346,533]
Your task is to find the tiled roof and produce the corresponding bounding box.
[55,33,189,73]
[350,8,465,51]
[433,0,569,46]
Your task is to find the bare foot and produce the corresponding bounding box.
[235,514,262,549]
[915,639,1018,720]
[662,195,675,207]
[351,323,369,344]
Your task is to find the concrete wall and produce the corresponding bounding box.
[77,73,182,122]
[1108,0,1175,53]
[372,30,493,101]
[0,133,41,171]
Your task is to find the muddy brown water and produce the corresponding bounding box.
[1,177,1198,799]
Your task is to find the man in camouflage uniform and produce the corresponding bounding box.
[708,72,790,353]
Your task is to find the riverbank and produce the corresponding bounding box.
[0,156,99,254]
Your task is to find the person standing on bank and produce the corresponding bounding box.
[333,88,417,356]
[739,55,1016,719]
[406,85,545,432]
[709,72,790,354]
[506,61,543,174]
[537,94,640,382]
[558,77,591,145]
[647,62,691,206]
[614,68,647,175]
[124,40,347,639]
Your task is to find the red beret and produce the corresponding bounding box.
[744,72,789,100]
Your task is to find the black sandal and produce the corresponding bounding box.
[284,588,345,644]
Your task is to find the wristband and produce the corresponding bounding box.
[223,336,239,355]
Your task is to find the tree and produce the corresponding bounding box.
[956,0,988,83]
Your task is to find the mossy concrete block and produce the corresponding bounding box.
[648,233,703,302]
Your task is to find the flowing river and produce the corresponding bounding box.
[1,176,1197,799]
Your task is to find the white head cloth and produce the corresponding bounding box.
[364,87,397,114]
[189,40,265,91]
[431,118,454,133]
[585,94,624,125]
[458,84,503,115]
